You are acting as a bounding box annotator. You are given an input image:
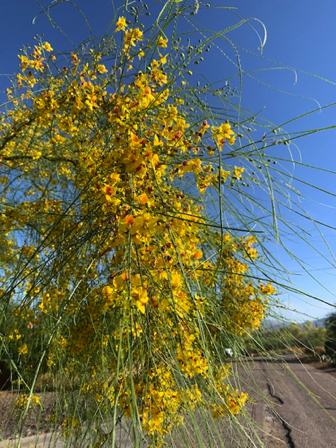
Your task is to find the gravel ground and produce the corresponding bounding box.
[0,391,60,441]
[1,358,336,447]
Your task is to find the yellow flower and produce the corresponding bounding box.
[97,64,108,74]
[211,122,236,147]
[113,272,129,289]
[119,214,135,233]
[43,42,53,52]
[159,54,167,65]
[193,249,203,260]
[103,285,113,297]
[18,55,29,71]
[158,36,168,48]
[31,395,40,405]
[259,282,275,295]
[115,16,127,32]
[18,343,28,355]
[108,173,119,183]
[8,329,21,341]
[228,135,236,145]
[15,394,40,409]
[234,166,244,179]
[132,287,149,314]
[138,193,154,207]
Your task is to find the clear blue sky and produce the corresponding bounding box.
[1,0,336,321]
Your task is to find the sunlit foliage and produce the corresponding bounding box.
[0,4,279,447]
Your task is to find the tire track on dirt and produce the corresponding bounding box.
[266,379,295,448]
[261,356,336,447]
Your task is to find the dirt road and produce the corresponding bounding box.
[1,356,336,447]
[237,355,336,447]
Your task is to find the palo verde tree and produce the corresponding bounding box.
[0,1,334,447]
[0,20,272,448]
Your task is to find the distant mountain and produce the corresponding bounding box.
[262,317,327,331]
[263,318,289,331]
[310,318,326,328]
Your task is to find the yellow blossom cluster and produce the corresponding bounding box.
[0,25,274,445]
[15,394,40,409]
